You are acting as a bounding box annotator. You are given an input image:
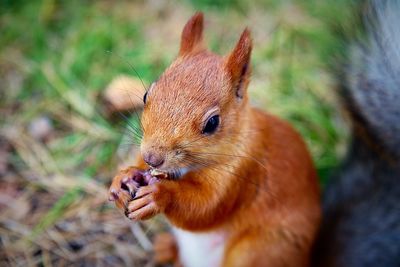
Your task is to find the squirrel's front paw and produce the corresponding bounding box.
[108,166,144,211]
[126,184,161,221]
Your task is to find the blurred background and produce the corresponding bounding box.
[1,0,355,266]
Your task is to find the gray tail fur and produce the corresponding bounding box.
[313,1,400,267]
[344,0,400,159]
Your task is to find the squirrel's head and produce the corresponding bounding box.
[140,12,252,178]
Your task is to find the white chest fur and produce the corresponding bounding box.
[172,227,226,267]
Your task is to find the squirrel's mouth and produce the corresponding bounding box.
[149,166,192,180]
[165,167,191,180]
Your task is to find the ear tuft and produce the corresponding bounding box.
[225,28,252,99]
[179,12,205,56]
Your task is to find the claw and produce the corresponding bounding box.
[109,189,118,201]
[122,178,140,195]
[109,166,164,214]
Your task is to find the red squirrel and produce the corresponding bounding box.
[109,13,321,267]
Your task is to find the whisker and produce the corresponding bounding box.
[105,95,143,143]
[118,111,143,140]
[178,135,209,150]
[105,50,148,138]
[119,141,141,147]
[190,150,269,173]
[125,92,146,135]
[182,153,269,193]
[106,50,148,92]
[113,126,142,144]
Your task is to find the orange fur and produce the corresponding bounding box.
[109,12,321,267]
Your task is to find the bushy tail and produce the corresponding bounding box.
[314,1,400,267]
[343,0,400,159]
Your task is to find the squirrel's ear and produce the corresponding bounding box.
[179,12,205,56]
[225,28,252,99]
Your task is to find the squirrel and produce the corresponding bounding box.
[109,12,321,267]
[313,1,400,267]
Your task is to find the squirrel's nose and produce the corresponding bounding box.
[143,152,165,168]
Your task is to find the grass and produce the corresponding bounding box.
[0,0,356,265]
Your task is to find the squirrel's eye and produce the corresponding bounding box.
[202,115,220,135]
[143,92,148,104]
